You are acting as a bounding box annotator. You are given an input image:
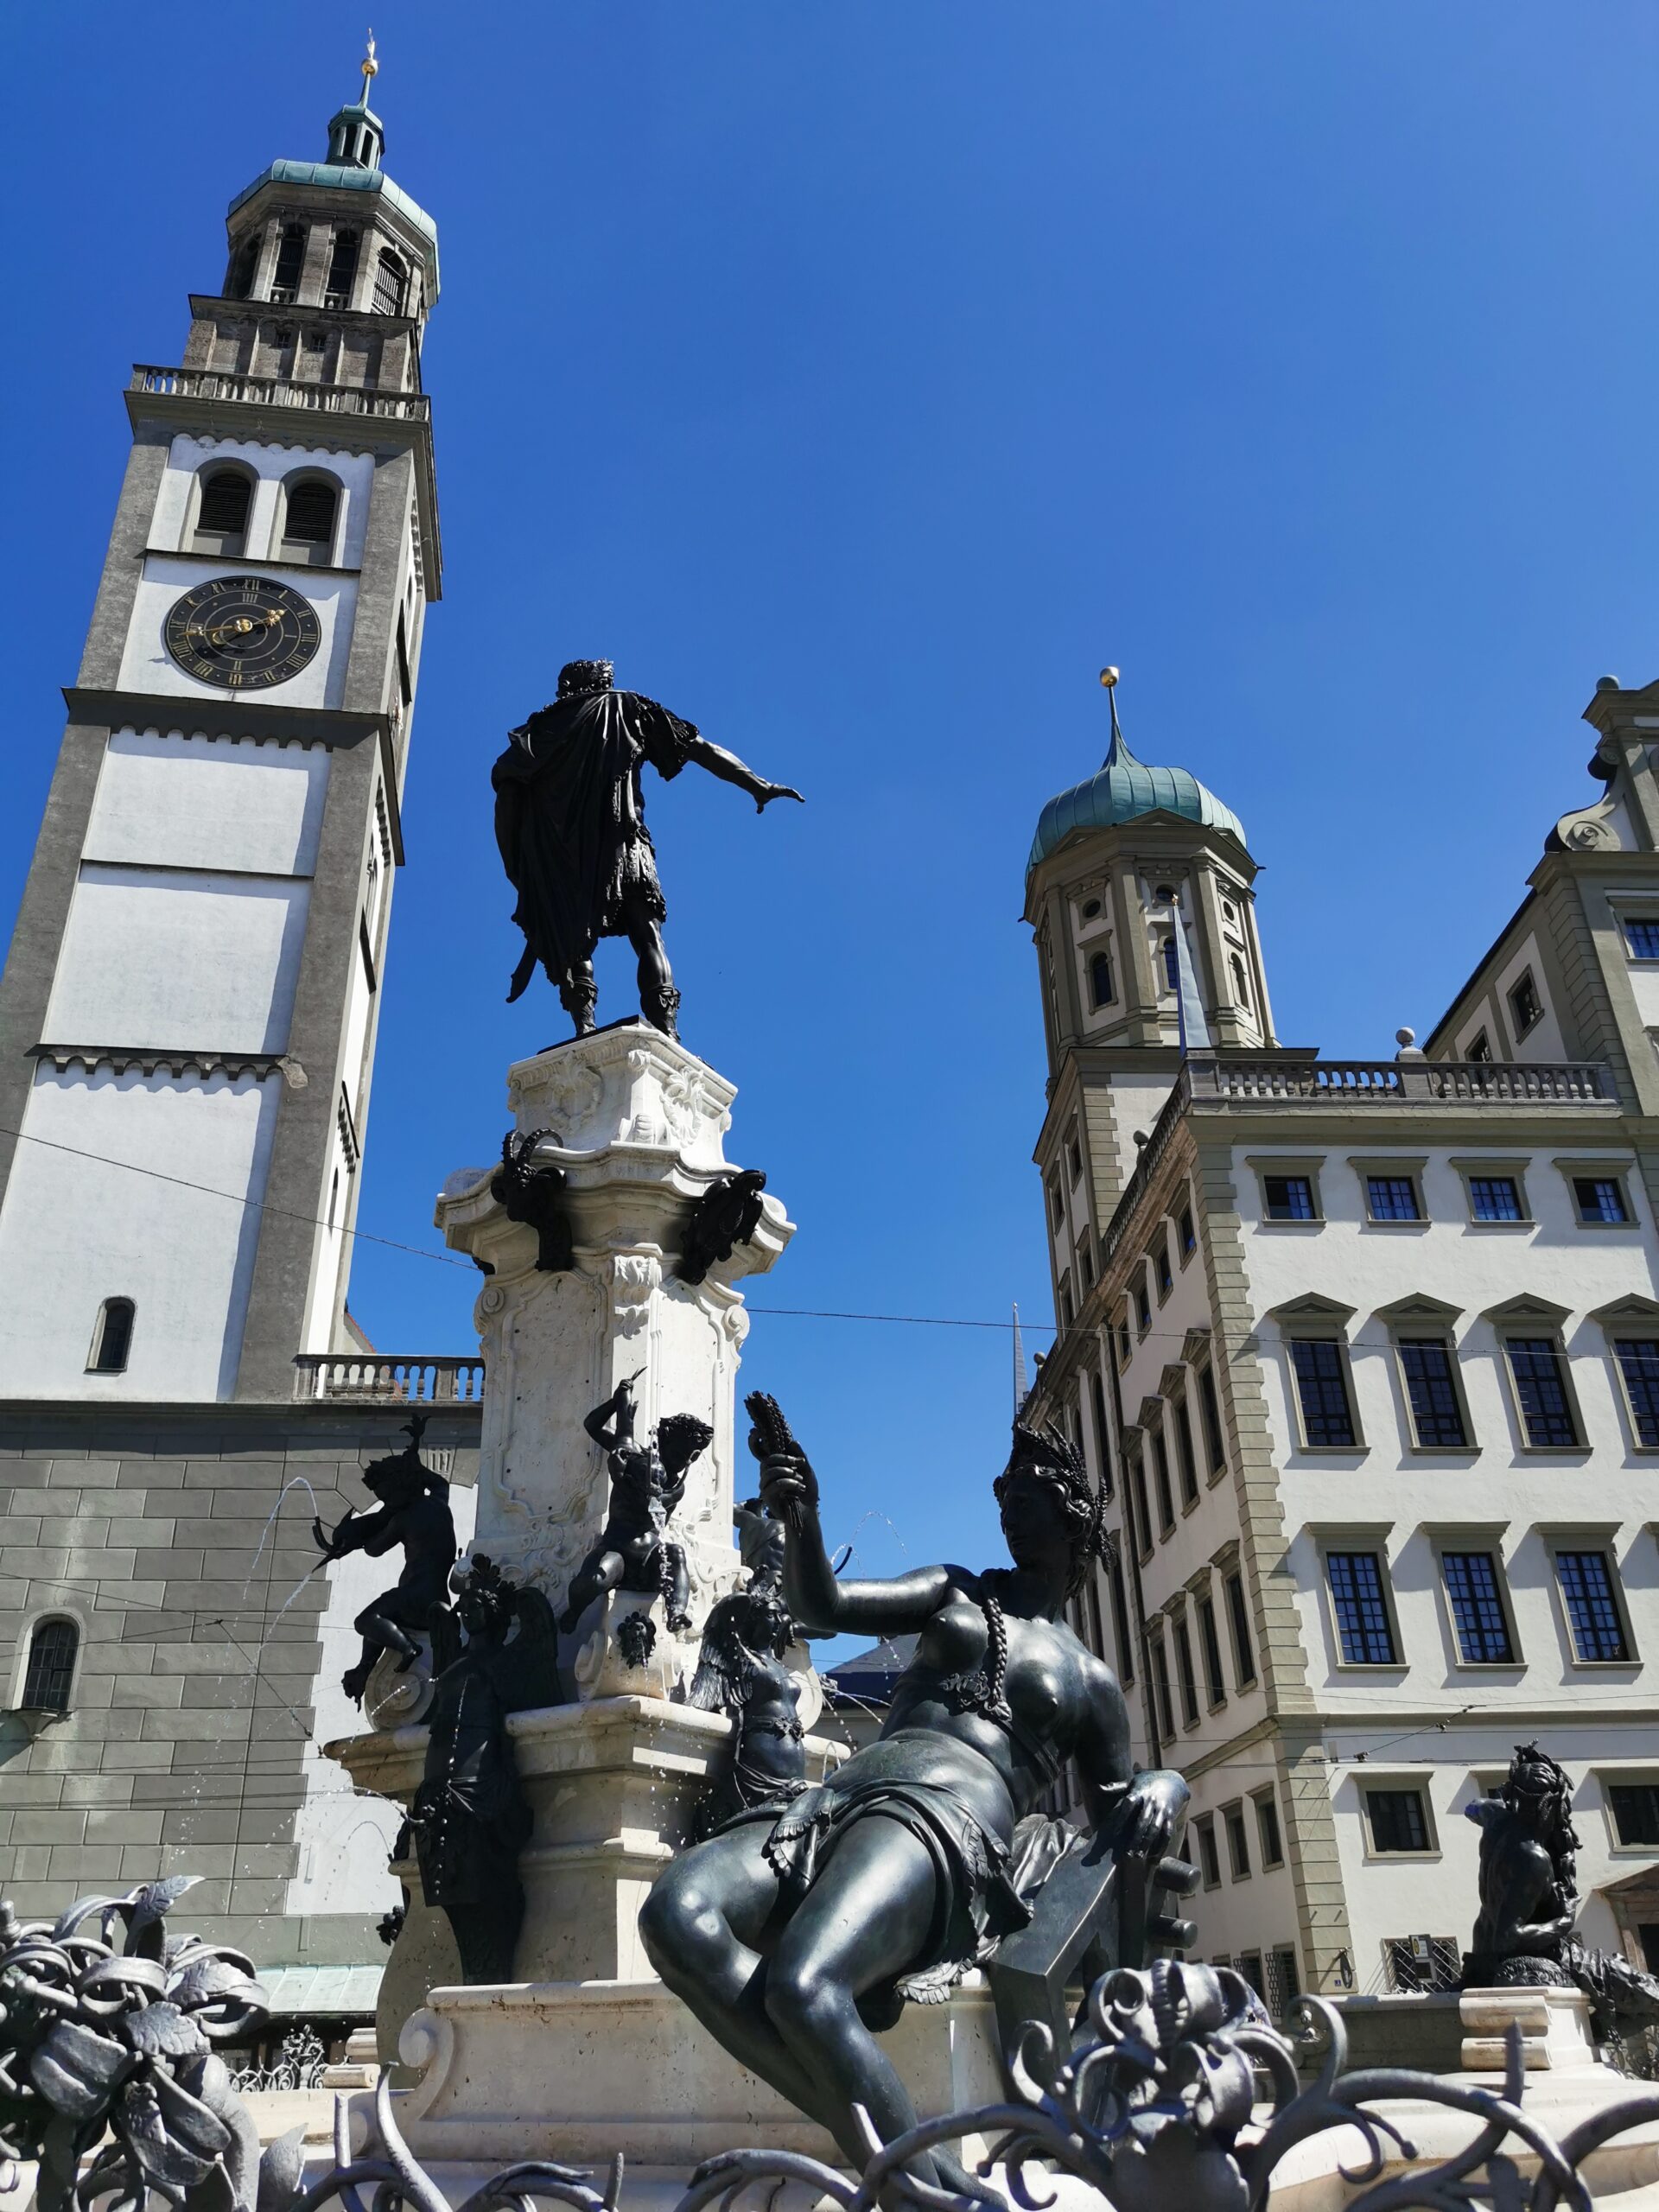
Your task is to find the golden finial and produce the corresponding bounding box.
[362,29,379,86]
[1098,665,1119,689]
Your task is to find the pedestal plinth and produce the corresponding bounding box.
[433,1025,793,1644]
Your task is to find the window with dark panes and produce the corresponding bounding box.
[1615,1340,1659,1447]
[1179,1205,1196,1256]
[1161,935,1179,991]
[1195,1816,1220,1887]
[1199,1365,1226,1472]
[1198,1594,1225,1705]
[372,248,408,315]
[1441,1551,1514,1663]
[1174,1618,1199,1727]
[90,1296,135,1374]
[1555,1550,1630,1662]
[1465,1031,1492,1064]
[1326,1551,1397,1664]
[1150,1635,1174,1744]
[1151,1430,1175,1534]
[1469,1176,1522,1222]
[1263,1174,1316,1221]
[324,226,359,305]
[1136,1281,1152,1334]
[1225,1570,1255,1684]
[1508,971,1542,1034]
[1506,1338,1579,1447]
[196,469,252,540]
[270,221,307,301]
[1173,1397,1198,1506]
[1291,1338,1357,1447]
[1255,1793,1283,1866]
[1609,1784,1659,1847]
[1625,918,1659,960]
[1367,1175,1421,1222]
[1155,1236,1173,1298]
[283,479,337,547]
[1399,1339,1467,1448]
[1573,1177,1628,1224]
[1366,1788,1431,1853]
[1090,950,1115,1008]
[21,1619,77,1711]
[1129,1459,1152,1557]
[1109,1552,1133,1682]
[1224,1803,1250,1878]
[1090,1369,1114,1497]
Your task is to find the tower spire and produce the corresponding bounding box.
[1098,664,1137,768]
[326,30,385,170]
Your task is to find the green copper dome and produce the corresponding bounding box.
[1027,707,1246,881]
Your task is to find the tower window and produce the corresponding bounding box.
[87,1297,135,1374]
[282,477,339,559]
[1090,950,1116,1009]
[20,1619,78,1713]
[1465,1030,1492,1065]
[1160,935,1180,992]
[1230,953,1250,1011]
[226,232,259,299]
[1624,918,1659,960]
[325,227,360,307]
[372,249,409,316]
[1508,970,1542,1037]
[270,222,307,302]
[192,467,253,554]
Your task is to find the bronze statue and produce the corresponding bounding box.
[410,1556,561,1985]
[558,1375,712,1636]
[493,659,801,1039]
[640,1414,1190,2196]
[312,1414,457,1705]
[1464,1741,1580,1987]
[687,1580,808,1840]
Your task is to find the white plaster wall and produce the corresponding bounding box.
[288,1476,479,1920]
[1107,1074,1179,1189]
[85,730,329,877]
[1233,1138,1659,1719]
[0,1066,280,1400]
[1626,966,1659,1030]
[1183,1793,1301,1968]
[300,1126,355,1357]
[150,434,377,569]
[119,554,358,710]
[1325,1724,1655,1992]
[44,865,311,1052]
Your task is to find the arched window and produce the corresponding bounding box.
[371,248,408,317]
[191,467,254,556]
[88,1296,135,1374]
[1230,954,1251,1012]
[1161,935,1180,992]
[226,232,259,300]
[281,475,339,563]
[21,1618,78,1712]
[324,227,360,308]
[270,222,307,303]
[1090,950,1116,1010]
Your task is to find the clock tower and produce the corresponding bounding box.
[0,45,440,1403]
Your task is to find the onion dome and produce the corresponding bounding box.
[1027,674,1246,884]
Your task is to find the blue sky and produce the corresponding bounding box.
[3,5,1658,1584]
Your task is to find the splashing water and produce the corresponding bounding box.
[241,1476,325,1599]
[835,1510,912,1573]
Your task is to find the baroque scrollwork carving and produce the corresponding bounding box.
[491,1128,575,1274]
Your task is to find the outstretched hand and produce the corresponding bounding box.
[1118,1769,1190,1862]
[754,782,804,813]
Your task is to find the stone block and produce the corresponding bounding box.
[61,1772,132,1808]
[111,1676,186,1710]
[175,1675,257,1710]
[143,1489,190,1517]
[6,1847,51,1881]
[107,1517,177,1548]
[67,1460,123,1488]
[86,1808,164,1846]
[12,1809,86,1847]
[161,1809,244,1845]
[222,1845,294,1879]
[119,1460,188,1489]
[0,1773,65,1807]
[4,1490,55,1517]
[96,1742,175,1773]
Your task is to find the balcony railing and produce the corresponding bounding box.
[1099,1055,1618,1271]
[293,1354,485,1404]
[131,365,429,423]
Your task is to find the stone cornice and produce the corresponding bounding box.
[34,1044,288,1083]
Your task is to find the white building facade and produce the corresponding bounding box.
[1025,675,1659,2015]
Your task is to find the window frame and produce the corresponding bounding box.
[1375,1296,1477,1454]
[1148,1628,1175,1745]
[1486,1298,1586,1453]
[1450,1155,1534,1229]
[186,461,257,557]
[86,1294,136,1376]
[1153,1229,1174,1303]
[1555,1156,1637,1230]
[1172,1391,1200,1509]
[1193,1813,1222,1890]
[1179,1203,1197,1263]
[1426,1529,1522,1670]
[1506,968,1544,1039]
[1273,1297,1364,1454]
[1619,912,1659,964]
[1360,1777,1440,1861]
[1197,1589,1227,1708]
[1197,1361,1227,1479]
[1596,1769,1659,1854]
[1172,1611,1200,1730]
[1222,1799,1251,1882]
[1313,1528,1403,1672]
[10,1608,84,1714]
[1249,1154,1325,1227]
[1350,1154,1429,1228]
[1592,1298,1659,1453]
[1544,1532,1637,1668]
[1088,946,1116,1010]
[276,467,343,567]
[1223,1564,1256,1687]
[1252,1786,1285,1870]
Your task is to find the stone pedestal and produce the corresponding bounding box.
[1460,1983,1599,2072]
[433,1025,793,1649]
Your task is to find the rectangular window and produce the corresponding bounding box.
[1130,1458,1152,1559]
[1367,1175,1421,1222]
[1198,1366,1226,1473]
[1291,1339,1357,1448]
[1615,1339,1659,1447]
[1326,1551,1398,1665]
[1150,1634,1174,1745]
[1237,1950,1266,1999]
[1573,1176,1628,1224]
[1156,1236,1173,1299]
[1469,1175,1523,1222]
[1198,1594,1225,1705]
[1066,1134,1083,1185]
[270,221,307,300]
[1264,1174,1317,1221]
[1049,1179,1064,1228]
[1225,1570,1255,1684]
[1399,1339,1468,1448]
[1367,1788,1432,1853]
[1609,1783,1659,1847]
[1625,918,1659,960]
[1152,1431,1175,1535]
[1268,1946,1301,2021]
[1224,1802,1250,1879]
[1174,1618,1199,1727]
[1136,1281,1152,1335]
[1179,1205,1196,1257]
[1174,1398,1199,1507]
[1195,1815,1220,1888]
[1506,1338,1580,1447]
[1556,1550,1630,1662]
[1508,971,1542,1036]
[1089,1370,1114,1495]
[1466,1030,1492,1064]
[324,226,360,306]
[1441,1551,1515,1663]
[1059,1278,1076,1330]
[1255,1792,1284,1867]
[1109,1552,1133,1682]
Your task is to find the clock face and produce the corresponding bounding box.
[163,575,321,690]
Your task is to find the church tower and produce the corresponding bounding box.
[0,44,440,1403]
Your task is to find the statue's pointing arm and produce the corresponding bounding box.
[645,702,801,814]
